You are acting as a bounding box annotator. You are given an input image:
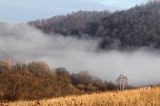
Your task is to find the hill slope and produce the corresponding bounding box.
[30,1,160,50]
[29,11,110,36]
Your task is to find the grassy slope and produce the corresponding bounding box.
[1,86,160,106]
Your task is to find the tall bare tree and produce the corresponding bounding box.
[116,74,128,90]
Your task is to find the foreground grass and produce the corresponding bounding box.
[1,87,160,106]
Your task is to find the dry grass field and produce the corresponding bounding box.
[1,86,160,106]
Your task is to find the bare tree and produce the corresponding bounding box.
[13,57,27,70]
[116,74,128,90]
[0,57,12,73]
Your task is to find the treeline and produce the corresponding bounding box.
[30,1,160,50]
[0,58,118,101]
[29,11,110,36]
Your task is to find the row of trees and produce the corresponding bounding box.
[0,58,119,101]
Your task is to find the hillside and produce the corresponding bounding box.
[30,1,160,50]
[2,86,160,106]
[29,11,110,36]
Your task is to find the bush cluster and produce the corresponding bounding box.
[0,58,118,101]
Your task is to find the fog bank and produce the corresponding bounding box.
[0,22,160,86]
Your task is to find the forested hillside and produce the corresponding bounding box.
[29,11,110,37]
[30,1,160,50]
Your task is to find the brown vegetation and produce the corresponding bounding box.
[0,58,118,101]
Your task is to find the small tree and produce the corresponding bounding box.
[28,61,49,75]
[71,71,92,85]
[13,58,27,71]
[0,57,12,73]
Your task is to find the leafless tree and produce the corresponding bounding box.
[116,74,128,90]
[14,57,27,70]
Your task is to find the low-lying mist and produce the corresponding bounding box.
[0,22,160,86]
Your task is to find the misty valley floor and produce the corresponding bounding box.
[1,22,160,85]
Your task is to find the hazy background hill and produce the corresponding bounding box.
[29,1,160,50]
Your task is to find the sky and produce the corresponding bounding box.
[0,0,148,23]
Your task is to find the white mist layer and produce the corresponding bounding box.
[0,22,160,86]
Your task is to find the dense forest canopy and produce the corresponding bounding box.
[29,1,160,50]
[29,11,110,36]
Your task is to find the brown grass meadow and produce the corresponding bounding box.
[1,86,160,106]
